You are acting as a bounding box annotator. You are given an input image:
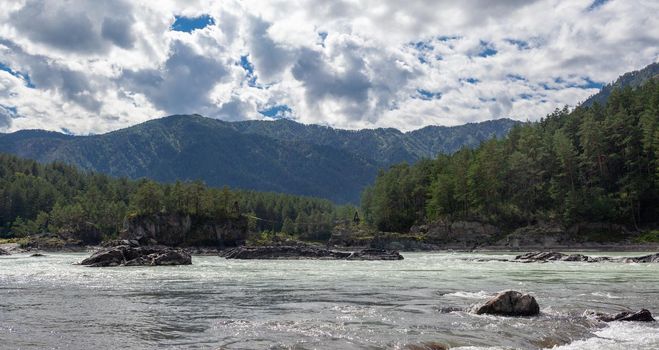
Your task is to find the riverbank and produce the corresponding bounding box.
[3,240,659,255]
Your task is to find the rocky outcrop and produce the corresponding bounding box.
[57,222,103,245]
[500,222,631,249]
[221,245,403,260]
[121,213,248,247]
[585,309,655,322]
[0,247,10,255]
[471,291,540,316]
[514,251,659,263]
[411,220,500,248]
[80,242,192,267]
[502,223,568,248]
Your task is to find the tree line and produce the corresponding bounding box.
[362,79,659,232]
[0,154,355,240]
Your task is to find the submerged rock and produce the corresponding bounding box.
[471,290,540,316]
[80,245,191,267]
[30,253,45,257]
[404,341,448,350]
[585,309,655,322]
[515,251,566,262]
[513,251,659,263]
[221,245,403,260]
[621,253,659,263]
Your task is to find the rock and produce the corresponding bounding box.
[122,213,248,247]
[418,220,500,248]
[221,245,403,260]
[404,341,448,350]
[514,251,658,263]
[57,221,103,245]
[585,309,655,322]
[561,254,590,262]
[515,251,566,262]
[501,223,568,248]
[30,253,45,257]
[0,247,10,255]
[471,290,540,316]
[621,253,659,263]
[80,245,192,267]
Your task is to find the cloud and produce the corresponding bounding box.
[0,105,14,130]
[0,0,657,133]
[9,0,136,54]
[121,41,229,116]
[101,17,136,49]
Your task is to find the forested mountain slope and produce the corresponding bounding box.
[0,116,517,203]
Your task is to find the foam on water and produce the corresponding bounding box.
[1,251,658,349]
[553,321,659,350]
[444,291,493,299]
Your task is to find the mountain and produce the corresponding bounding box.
[0,115,519,203]
[582,61,659,107]
[232,118,519,165]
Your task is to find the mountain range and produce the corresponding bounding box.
[0,116,518,203]
[4,62,655,203]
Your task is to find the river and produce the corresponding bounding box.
[1,252,658,349]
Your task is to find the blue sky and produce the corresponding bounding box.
[0,0,657,134]
[171,15,215,33]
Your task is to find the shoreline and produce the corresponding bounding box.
[4,241,658,255]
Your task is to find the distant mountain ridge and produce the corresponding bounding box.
[0,116,518,203]
[582,61,659,107]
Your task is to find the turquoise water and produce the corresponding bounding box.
[1,252,658,349]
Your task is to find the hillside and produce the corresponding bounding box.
[582,61,659,107]
[230,118,518,165]
[0,116,517,203]
[362,76,659,234]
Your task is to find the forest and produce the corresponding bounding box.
[0,154,356,240]
[2,79,657,243]
[361,79,659,233]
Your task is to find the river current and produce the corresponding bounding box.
[1,252,658,349]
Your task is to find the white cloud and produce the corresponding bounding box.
[0,0,657,133]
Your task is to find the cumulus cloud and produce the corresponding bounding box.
[0,0,657,134]
[121,41,229,116]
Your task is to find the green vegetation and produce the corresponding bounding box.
[0,115,517,203]
[636,230,659,243]
[362,79,659,233]
[0,154,355,240]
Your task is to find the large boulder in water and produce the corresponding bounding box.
[0,247,10,255]
[80,245,191,267]
[471,291,540,316]
[586,309,655,322]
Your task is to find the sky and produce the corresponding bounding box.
[0,0,657,134]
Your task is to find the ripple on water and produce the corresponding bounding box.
[1,252,659,349]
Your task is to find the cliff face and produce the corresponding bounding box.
[121,213,249,247]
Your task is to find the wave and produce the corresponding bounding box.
[444,291,493,299]
[552,321,659,350]
[589,292,622,299]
